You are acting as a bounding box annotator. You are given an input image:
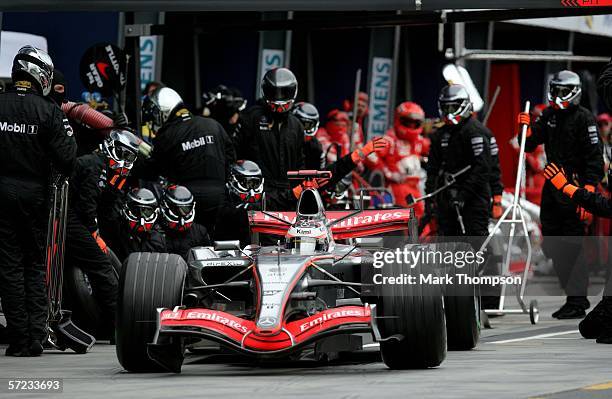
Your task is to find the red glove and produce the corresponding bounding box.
[577,185,595,225]
[92,230,109,254]
[292,177,331,199]
[517,112,532,138]
[492,194,503,219]
[351,137,390,164]
[576,206,593,225]
[543,163,578,198]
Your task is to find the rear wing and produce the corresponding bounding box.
[248,209,413,240]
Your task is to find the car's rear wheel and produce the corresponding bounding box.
[376,244,447,369]
[116,252,186,372]
[442,242,481,351]
[63,249,121,339]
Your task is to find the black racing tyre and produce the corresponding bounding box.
[116,252,186,372]
[442,242,481,351]
[63,249,122,339]
[376,244,446,369]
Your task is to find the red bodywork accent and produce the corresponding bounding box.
[159,306,371,352]
[249,209,412,239]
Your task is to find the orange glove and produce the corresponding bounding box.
[292,177,330,199]
[351,137,390,164]
[543,163,578,198]
[492,194,503,219]
[92,230,109,254]
[517,112,532,138]
[576,206,593,225]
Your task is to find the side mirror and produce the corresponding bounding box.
[214,240,241,251]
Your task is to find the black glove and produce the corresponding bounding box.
[449,188,464,210]
[451,198,464,211]
[425,198,436,215]
[113,112,129,128]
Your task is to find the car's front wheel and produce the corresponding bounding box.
[116,252,186,372]
[376,244,447,369]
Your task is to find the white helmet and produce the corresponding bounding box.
[548,70,581,110]
[142,87,184,132]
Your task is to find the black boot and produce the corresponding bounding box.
[29,340,43,356]
[596,297,612,344]
[579,300,607,339]
[554,297,589,320]
[5,344,31,357]
[552,303,568,319]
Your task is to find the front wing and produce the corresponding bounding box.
[154,305,372,354]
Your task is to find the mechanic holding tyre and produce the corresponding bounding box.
[214,160,265,246]
[519,70,604,319]
[0,46,77,356]
[66,129,142,335]
[160,185,212,260]
[107,187,166,262]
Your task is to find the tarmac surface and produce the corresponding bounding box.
[1,295,611,399]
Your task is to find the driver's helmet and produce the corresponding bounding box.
[285,219,330,255]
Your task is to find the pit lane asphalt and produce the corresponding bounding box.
[1,296,611,399]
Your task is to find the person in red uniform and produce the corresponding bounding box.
[373,102,429,214]
[317,109,352,164]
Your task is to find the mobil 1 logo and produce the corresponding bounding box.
[0,122,39,135]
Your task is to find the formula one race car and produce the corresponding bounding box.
[116,171,480,373]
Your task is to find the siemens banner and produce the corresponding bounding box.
[367,57,393,137]
[259,49,285,85]
[140,36,158,92]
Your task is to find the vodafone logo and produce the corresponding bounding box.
[161,311,181,320]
